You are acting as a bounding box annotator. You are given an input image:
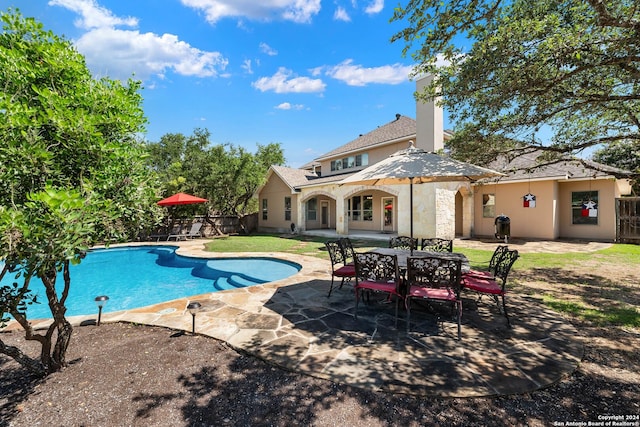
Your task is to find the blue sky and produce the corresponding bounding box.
[3,0,445,167]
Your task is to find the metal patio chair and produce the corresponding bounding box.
[463,245,509,280]
[420,238,453,253]
[354,252,403,327]
[405,256,463,339]
[389,236,418,251]
[325,240,356,297]
[462,249,519,327]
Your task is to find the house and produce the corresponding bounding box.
[256,76,634,241]
[475,152,633,240]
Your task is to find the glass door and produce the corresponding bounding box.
[382,197,394,232]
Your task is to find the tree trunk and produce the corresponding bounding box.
[39,262,73,373]
[51,319,73,370]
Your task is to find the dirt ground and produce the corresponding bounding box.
[1,252,639,427]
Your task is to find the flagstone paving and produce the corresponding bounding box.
[20,237,590,397]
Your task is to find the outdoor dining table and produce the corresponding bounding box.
[369,247,471,274]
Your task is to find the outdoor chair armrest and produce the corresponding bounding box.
[463,276,504,295]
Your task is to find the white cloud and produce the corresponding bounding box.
[50,0,228,81]
[260,42,278,56]
[76,28,228,80]
[333,7,351,22]
[241,59,253,74]
[252,68,326,93]
[180,0,321,24]
[364,0,384,15]
[275,102,305,110]
[309,66,323,77]
[322,59,412,86]
[49,0,138,29]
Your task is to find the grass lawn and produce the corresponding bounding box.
[204,234,640,329]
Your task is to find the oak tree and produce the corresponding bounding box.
[147,129,285,216]
[392,0,640,168]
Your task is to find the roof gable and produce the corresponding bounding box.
[271,165,319,188]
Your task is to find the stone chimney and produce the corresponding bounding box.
[416,74,444,152]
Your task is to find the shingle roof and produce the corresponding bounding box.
[271,165,318,188]
[270,165,357,190]
[315,115,416,160]
[487,150,634,182]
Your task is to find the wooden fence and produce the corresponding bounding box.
[144,213,258,241]
[616,198,640,244]
[195,213,258,237]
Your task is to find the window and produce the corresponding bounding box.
[343,156,355,168]
[572,191,598,225]
[284,197,291,221]
[482,194,495,218]
[351,196,361,221]
[355,154,368,167]
[306,198,317,221]
[262,199,268,220]
[348,195,373,221]
[363,195,373,221]
[331,153,369,171]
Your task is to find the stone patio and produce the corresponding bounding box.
[19,238,586,398]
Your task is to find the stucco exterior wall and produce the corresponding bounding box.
[256,173,297,233]
[558,178,620,240]
[472,178,623,241]
[319,139,413,178]
[473,180,559,240]
[416,74,444,152]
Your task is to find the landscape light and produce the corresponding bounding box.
[94,295,109,326]
[187,301,202,335]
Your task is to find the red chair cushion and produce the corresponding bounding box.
[407,286,456,302]
[464,269,494,280]
[356,280,397,294]
[463,276,504,295]
[335,265,356,277]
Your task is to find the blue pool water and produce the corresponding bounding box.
[1,246,300,320]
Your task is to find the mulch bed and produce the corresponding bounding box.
[1,319,638,427]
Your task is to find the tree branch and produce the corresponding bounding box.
[587,0,640,30]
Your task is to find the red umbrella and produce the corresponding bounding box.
[157,192,208,206]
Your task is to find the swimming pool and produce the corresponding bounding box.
[1,246,301,320]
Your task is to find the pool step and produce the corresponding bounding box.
[213,274,265,291]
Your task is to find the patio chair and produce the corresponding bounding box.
[354,252,403,327]
[338,237,357,266]
[463,245,509,280]
[325,240,356,297]
[405,256,463,339]
[389,236,418,251]
[167,222,203,241]
[462,249,519,327]
[149,223,181,242]
[420,238,453,252]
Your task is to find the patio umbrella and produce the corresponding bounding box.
[157,192,208,206]
[341,141,503,240]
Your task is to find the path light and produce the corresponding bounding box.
[187,301,202,335]
[94,295,109,326]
